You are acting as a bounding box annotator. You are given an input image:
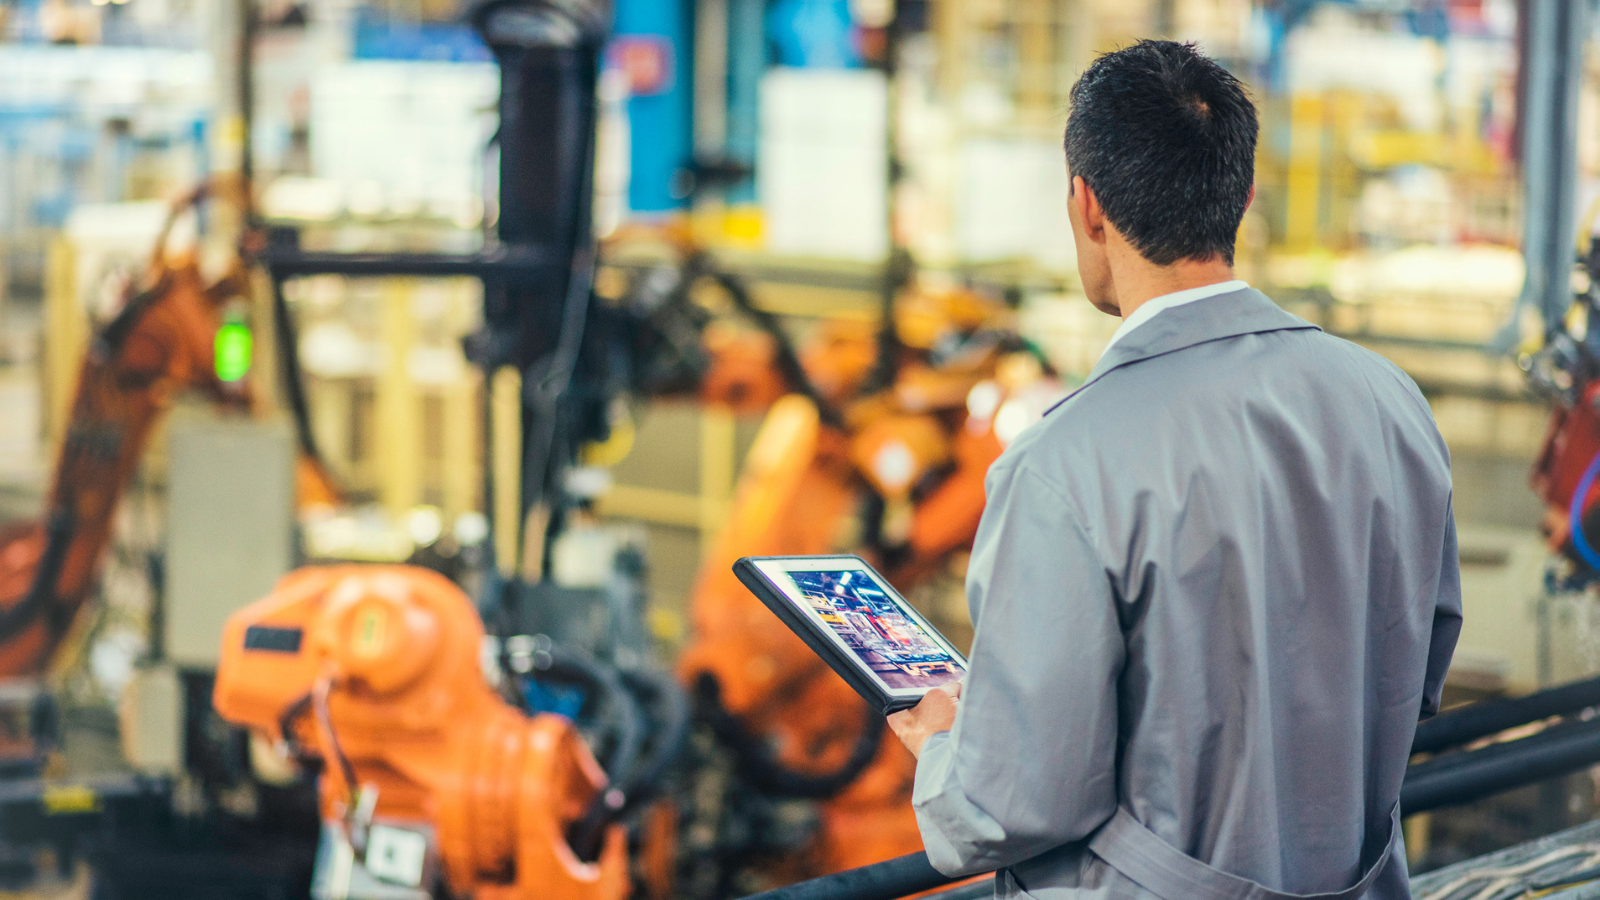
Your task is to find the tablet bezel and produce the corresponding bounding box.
[732,554,967,715]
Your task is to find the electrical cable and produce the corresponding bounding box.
[517,647,645,862]
[99,182,205,356]
[567,666,691,859]
[269,276,333,469]
[95,274,174,359]
[1567,447,1600,571]
[0,203,188,648]
[1415,843,1600,900]
[612,667,690,815]
[702,260,841,428]
[276,692,313,759]
[694,674,885,800]
[513,169,598,578]
[310,677,361,815]
[524,648,644,790]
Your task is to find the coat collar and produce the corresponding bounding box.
[1076,287,1320,393]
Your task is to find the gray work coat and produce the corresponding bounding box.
[913,287,1462,900]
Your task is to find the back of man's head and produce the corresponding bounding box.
[1065,40,1257,267]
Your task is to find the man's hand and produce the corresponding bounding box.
[887,680,962,759]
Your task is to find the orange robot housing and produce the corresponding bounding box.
[214,565,628,900]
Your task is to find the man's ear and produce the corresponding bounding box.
[1246,183,1256,210]
[1072,175,1107,245]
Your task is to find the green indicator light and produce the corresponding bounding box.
[215,317,253,383]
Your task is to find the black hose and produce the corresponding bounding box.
[700,260,841,428]
[276,692,314,763]
[312,680,359,802]
[613,667,691,813]
[528,648,644,790]
[694,674,886,800]
[1411,673,1600,756]
[568,666,692,860]
[516,647,646,863]
[269,277,331,467]
[96,186,204,358]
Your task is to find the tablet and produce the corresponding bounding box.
[733,555,967,715]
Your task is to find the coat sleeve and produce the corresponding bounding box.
[912,459,1124,877]
[1419,496,1462,719]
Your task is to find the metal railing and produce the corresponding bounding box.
[737,853,962,900]
[737,674,1600,900]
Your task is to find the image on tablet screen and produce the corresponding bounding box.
[786,569,963,691]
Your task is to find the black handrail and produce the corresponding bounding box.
[1410,673,1600,755]
[739,702,1600,900]
[738,853,956,900]
[261,246,560,281]
[1401,714,1600,816]
[918,879,996,900]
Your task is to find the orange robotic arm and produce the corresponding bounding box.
[0,226,242,677]
[214,565,629,900]
[0,185,350,679]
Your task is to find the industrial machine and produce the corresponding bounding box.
[0,0,1058,895]
[213,565,630,900]
[0,190,250,684]
[210,2,699,898]
[598,223,1062,889]
[0,184,343,897]
[681,309,1057,884]
[1527,234,1600,583]
[0,185,264,819]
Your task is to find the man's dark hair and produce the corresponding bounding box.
[1064,40,1257,266]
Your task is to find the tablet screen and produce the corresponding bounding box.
[752,557,966,697]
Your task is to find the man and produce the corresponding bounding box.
[887,41,1461,900]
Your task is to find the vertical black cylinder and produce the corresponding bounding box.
[475,1,609,366]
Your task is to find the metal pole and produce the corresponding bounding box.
[1410,672,1600,755]
[1504,0,1587,343]
[694,0,729,155]
[1402,716,1600,817]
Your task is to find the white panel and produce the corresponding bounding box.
[309,60,498,218]
[759,68,888,262]
[164,414,294,667]
[1451,523,1560,693]
[118,663,182,775]
[956,138,1074,269]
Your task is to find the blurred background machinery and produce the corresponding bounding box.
[3,0,1600,897]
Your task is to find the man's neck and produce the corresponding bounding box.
[1112,256,1238,320]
